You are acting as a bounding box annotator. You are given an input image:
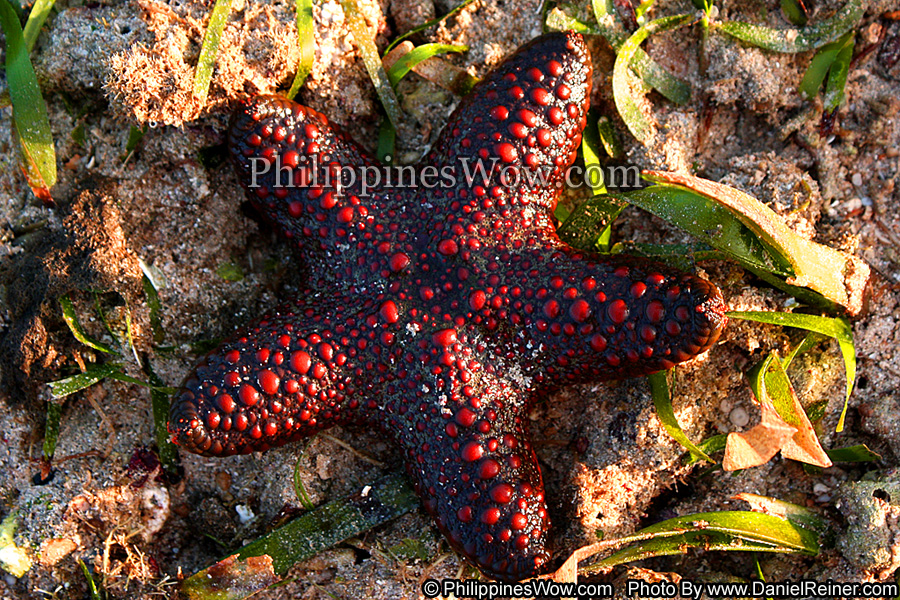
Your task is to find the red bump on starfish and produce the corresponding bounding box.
[168,31,727,582]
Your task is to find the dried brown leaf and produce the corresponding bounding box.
[723,401,796,471]
[549,541,609,583]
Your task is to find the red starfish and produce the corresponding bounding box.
[169,31,727,581]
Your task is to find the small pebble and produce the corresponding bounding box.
[729,406,750,427]
[215,470,232,491]
[316,454,332,480]
[235,504,255,524]
[845,197,863,212]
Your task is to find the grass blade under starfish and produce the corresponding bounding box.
[640,172,869,315]
[600,187,791,275]
[823,32,854,112]
[180,472,418,600]
[48,363,124,399]
[0,0,57,203]
[558,116,626,251]
[78,559,102,600]
[42,400,62,462]
[593,0,691,104]
[581,114,607,196]
[596,115,623,160]
[560,510,819,577]
[728,311,856,432]
[717,0,863,53]
[556,194,627,252]
[121,124,146,163]
[546,4,690,104]
[286,0,314,99]
[596,180,860,312]
[402,54,479,96]
[613,14,692,142]
[799,32,851,99]
[648,371,713,463]
[782,331,825,369]
[545,6,594,34]
[826,444,881,463]
[562,112,622,251]
[59,295,118,354]
[22,0,55,52]
[592,511,819,568]
[385,43,468,86]
[384,0,476,55]
[781,0,810,26]
[685,434,726,465]
[193,0,232,103]
[732,493,830,536]
[341,0,402,128]
[146,361,179,475]
[583,123,612,248]
[610,241,726,272]
[48,362,172,399]
[142,274,165,344]
[376,119,395,164]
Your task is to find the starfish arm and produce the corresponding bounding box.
[228,96,392,286]
[387,349,550,582]
[168,293,380,456]
[414,218,727,387]
[498,247,728,385]
[423,30,592,214]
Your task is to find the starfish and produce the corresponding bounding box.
[169,31,727,581]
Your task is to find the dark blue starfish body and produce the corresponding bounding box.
[169,31,727,581]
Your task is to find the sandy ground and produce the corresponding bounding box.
[1,0,900,598]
